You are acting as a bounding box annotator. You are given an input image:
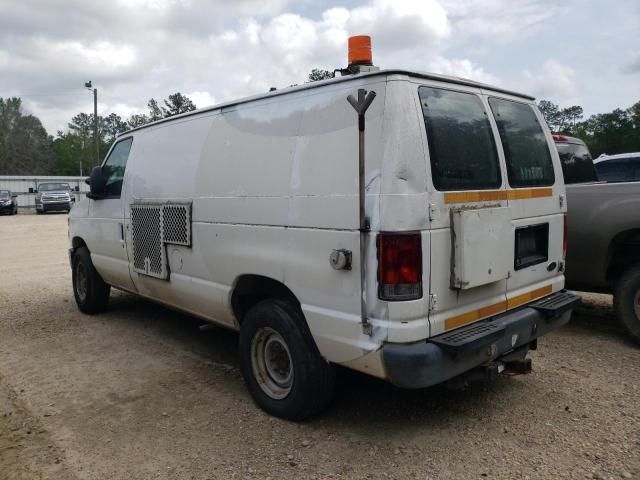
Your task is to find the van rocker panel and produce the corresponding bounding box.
[382,291,579,389]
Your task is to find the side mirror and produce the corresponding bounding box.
[75,186,80,192]
[87,166,106,198]
[11,193,17,198]
[28,187,34,193]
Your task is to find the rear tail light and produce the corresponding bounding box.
[377,233,423,301]
[563,214,568,258]
[552,134,568,142]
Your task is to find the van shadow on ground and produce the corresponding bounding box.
[102,289,629,434]
[104,292,536,435]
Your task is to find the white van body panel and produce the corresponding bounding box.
[69,70,568,383]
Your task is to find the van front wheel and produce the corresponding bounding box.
[72,247,110,314]
[239,300,335,421]
[614,265,640,344]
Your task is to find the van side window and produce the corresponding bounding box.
[419,87,501,191]
[102,138,133,197]
[488,98,554,187]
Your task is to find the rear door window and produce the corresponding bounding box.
[488,98,554,187]
[556,143,597,184]
[419,87,501,191]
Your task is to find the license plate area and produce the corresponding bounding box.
[514,223,548,270]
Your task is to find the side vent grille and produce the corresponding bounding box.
[131,205,166,279]
[130,201,192,280]
[162,204,191,246]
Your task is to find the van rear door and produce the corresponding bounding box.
[487,97,566,310]
[418,85,511,337]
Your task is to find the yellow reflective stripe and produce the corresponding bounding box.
[443,285,553,332]
[445,300,507,331]
[444,190,506,204]
[506,285,553,309]
[507,187,553,200]
[443,188,553,204]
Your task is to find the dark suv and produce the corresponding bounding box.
[0,190,18,215]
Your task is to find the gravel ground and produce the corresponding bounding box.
[0,213,638,480]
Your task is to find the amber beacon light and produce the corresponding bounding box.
[348,35,373,65]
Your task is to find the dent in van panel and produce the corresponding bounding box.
[379,81,427,196]
[284,228,386,362]
[378,193,430,231]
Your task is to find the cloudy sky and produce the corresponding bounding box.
[1,0,638,134]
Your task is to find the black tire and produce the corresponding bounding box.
[72,246,110,314]
[614,265,640,344]
[239,299,335,421]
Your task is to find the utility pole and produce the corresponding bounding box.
[84,81,99,168]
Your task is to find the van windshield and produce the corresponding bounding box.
[488,98,554,187]
[419,87,501,191]
[38,183,70,192]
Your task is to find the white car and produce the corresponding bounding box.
[68,37,579,420]
[593,152,640,182]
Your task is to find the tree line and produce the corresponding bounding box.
[0,92,196,176]
[537,99,640,157]
[1,77,638,176]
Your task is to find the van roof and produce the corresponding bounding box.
[120,69,535,136]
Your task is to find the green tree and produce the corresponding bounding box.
[307,69,334,82]
[147,99,163,121]
[162,92,196,117]
[52,131,85,175]
[538,100,560,131]
[127,114,149,128]
[0,97,54,175]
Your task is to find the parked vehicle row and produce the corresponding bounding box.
[68,36,580,420]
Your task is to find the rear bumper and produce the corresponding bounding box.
[382,290,580,389]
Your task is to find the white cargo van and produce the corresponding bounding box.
[69,39,579,420]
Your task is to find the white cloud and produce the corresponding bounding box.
[621,51,640,74]
[521,59,578,100]
[7,0,634,133]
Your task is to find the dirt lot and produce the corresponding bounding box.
[0,213,638,480]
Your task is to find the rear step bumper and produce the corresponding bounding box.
[382,290,580,389]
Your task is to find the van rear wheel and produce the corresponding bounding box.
[72,247,110,314]
[239,299,335,421]
[614,265,640,344]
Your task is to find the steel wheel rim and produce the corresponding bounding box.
[634,289,640,320]
[250,327,293,400]
[75,261,87,303]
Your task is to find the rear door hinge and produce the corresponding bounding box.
[559,194,565,208]
[428,203,437,222]
[428,293,437,313]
